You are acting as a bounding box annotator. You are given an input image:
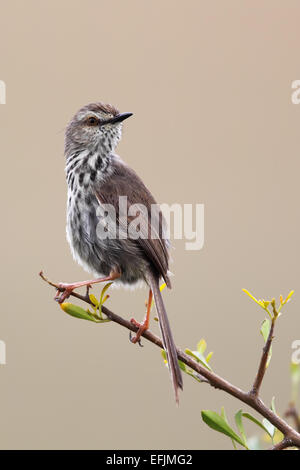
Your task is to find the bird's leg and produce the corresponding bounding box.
[54,271,121,303]
[85,284,91,298]
[39,270,120,304]
[130,289,153,344]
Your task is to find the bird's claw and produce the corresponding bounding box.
[54,288,72,304]
[129,331,143,347]
[54,283,77,303]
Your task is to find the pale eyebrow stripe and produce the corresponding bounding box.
[77,111,101,120]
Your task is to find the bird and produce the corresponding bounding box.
[58,102,183,403]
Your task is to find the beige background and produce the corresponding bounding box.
[0,0,299,450]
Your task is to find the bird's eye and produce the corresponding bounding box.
[87,116,99,126]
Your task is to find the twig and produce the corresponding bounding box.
[270,437,293,450]
[285,403,300,433]
[40,272,300,450]
[250,319,275,396]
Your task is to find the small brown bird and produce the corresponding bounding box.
[58,102,183,402]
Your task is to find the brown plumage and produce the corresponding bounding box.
[96,162,171,288]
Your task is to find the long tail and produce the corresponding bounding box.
[148,271,183,404]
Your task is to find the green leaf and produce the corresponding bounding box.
[262,300,270,309]
[242,289,260,303]
[243,289,272,318]
[220,406,227,420]
[260,319,272,367]
[185,348,212,371]
[235,409,247,446]
[99,282,113,306]
[221,407,237,450]
[260,318,270,342]
[271,397,277,415]
[197,339,207,354]
[262,418,275,438]
[242,412,272,437]
[101,294,110,304]
[60,303,100,323]
[89,294,99,307]
[284,290,295,304]
[206,351,213,362]
[201,410,248,449]
[97,282,113,320]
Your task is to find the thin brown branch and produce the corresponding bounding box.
[270,437,294,450]
[250,318,275,397]
[40,272,300,450]
[285,403,300,433]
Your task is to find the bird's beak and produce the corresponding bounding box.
[105,112,133,125]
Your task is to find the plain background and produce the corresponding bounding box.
[0,0,299,450]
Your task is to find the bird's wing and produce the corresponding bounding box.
[94,161,171,286]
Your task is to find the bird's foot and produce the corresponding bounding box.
[54,282,92,304]
[129,331,143,347]
[129,289,152,347]
[39,271,92,304]
[130,317,149,345]
[39,270,121,304]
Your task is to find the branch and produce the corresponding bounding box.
[40,272,300,450]
[250,318,275,396]
[270,437,294,450]
[285,403,300,433]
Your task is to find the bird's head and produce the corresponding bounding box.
[65,102,132,156]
